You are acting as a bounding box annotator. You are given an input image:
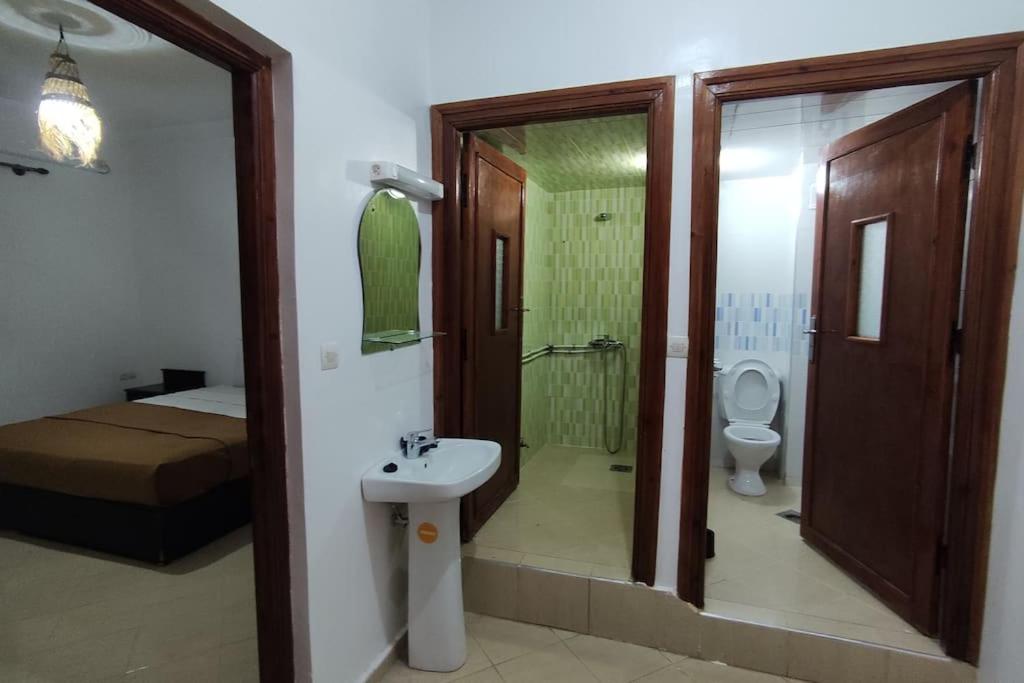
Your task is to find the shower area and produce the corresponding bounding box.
[464,114,647,578]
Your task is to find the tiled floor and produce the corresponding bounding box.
[0,525,258,681]
[465,444,635,580]
[704,467,941,655]
[383,612,807,682]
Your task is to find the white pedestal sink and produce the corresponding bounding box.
[362,438,501,672]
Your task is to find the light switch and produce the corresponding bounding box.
[320,342,339,370]
[667,335,689,358]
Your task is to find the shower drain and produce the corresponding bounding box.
[777,509,801,524]
[609,464,633,473]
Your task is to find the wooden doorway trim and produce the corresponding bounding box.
[679,32,1024,662]
[431,77,675,585]
[89,2,294,680]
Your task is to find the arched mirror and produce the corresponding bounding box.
[358,189,424,353]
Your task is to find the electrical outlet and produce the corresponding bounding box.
[320,342,339,370]
[667,335,689,358]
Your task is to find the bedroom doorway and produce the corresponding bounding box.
[0,1,291,681]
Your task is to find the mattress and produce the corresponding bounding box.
[136,385,247,419]
[0,387,248,506]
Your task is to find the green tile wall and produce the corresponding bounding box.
[519,179,555,466]
[358,190,421,354]
[519,183,645,458]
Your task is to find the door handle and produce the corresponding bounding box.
[511,307,531,313]
[803,315,818,362]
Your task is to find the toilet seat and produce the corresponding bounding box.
[723,423,781,445]
[719,359,780,426]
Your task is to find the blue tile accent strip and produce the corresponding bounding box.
[713,292,811,355]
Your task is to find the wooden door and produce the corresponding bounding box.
[801,82,975,634]
[460,136,527,539]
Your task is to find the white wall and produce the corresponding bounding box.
[193,2,435,681]
[124,120,244,389]
[427,0,1024,635]
[0,130,146,424]
[0,99,241,425]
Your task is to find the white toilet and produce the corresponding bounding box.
[719,358,781,497]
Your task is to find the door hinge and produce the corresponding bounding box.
[460,173,469,208]
[951,327,964,357]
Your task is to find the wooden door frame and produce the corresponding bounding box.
[89,2,294,680]
[431,77,675,585]
[678,32,1024,662]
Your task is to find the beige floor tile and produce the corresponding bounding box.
[785,630,888,683]
[632,665,691,682]
[218,637,260,682]
[782,612,940,656]
[383,635,492,682]
[705,562,844,615]
[704,470,940,656]
[16,627,138,681]
[463,557,518,619]
[121,648,222,682]
[677,657,789,682]
[565,634,672,683]
[0,528,257,682]
[451,669,502,683]
[590,563,632,581]
[468,614,561,664]
[462,544,524,564]
[471,444,635,573]
[0,612,60,660]
[523,554,594,576]
[703,600,788,628]
[496,641,599,682]
[516,566,590,632]
[885,651,976,683]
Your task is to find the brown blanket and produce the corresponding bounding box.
[0,402,248,506]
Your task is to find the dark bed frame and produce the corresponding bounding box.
[0,478,251,564]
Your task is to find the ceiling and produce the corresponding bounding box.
[0,0,231,154]
[478,114,647,193]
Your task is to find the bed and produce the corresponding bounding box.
[0,386,250,564]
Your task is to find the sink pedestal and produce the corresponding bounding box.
[407,499,466,672]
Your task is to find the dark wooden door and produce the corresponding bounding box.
[801,82,975,634]
[460,136,526,539]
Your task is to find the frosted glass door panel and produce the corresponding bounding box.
[495,235,507,330]
[855,219,888,339]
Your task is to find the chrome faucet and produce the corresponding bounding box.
[400,429,439,459]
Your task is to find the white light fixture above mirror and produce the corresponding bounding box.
[370,161,444,202]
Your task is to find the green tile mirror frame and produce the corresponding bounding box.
[358,189,423,354]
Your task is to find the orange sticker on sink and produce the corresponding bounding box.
[417,522,439,544]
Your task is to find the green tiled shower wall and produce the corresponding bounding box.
[520,183,646,458]
[358,190,421,354]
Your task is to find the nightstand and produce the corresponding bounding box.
[125,369,206,401]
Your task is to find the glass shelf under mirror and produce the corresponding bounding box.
[362,330,446,348]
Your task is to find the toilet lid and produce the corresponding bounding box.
[720,359,780,425]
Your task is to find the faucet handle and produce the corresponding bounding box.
[400,428,437,457]
[402,428,433,443]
